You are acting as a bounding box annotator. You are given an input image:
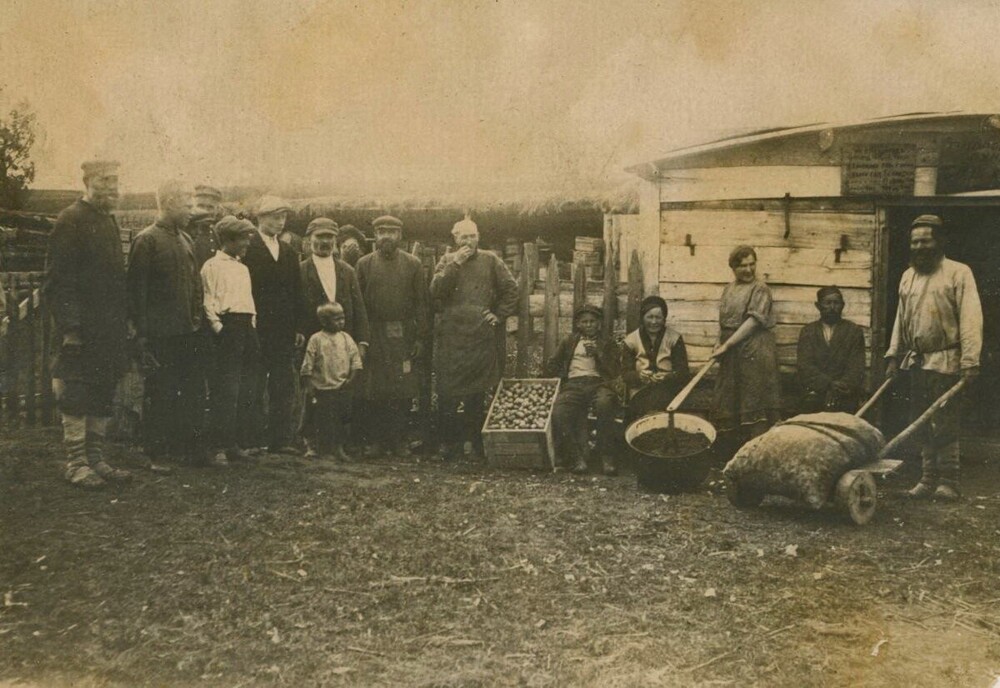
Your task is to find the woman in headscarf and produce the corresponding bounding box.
[710,245,782,444]
[621,295,690,422]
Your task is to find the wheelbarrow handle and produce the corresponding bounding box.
[855,377,895,419]
[666,359,716,413]
[878,378,967,460]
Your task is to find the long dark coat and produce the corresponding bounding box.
[796,319,866,411]
[243,232,303,350]
[44,198,129,386]
[430,249,518,398]
[355,250,429,400]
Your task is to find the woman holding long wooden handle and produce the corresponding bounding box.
[710,245,782,447]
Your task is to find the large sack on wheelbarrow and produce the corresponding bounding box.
[722,413,885,509]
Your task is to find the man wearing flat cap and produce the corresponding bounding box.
[299,218,369,345]
[44,160,132,487]
[189,185,224,270]
[337,224,368,267]
[431,217,518,460]
[355,215,430,457]
[886,214,983,501]
[243,195,305,454]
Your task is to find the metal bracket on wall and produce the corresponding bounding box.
[834,234,849,263]
[684,233,696,256]
[783,192,792,239]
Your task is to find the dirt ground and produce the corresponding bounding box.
[2,428,1000,687]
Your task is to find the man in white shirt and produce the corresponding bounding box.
[886,215,983,501]
[201,216,258,466]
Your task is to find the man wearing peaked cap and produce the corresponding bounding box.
[300,217,369,352]
[337,224,368,267]
[355,214,429,457]
[45,159,131,487]
[243,195,304,454]
[430,217,518,461]
[190,185,225,270]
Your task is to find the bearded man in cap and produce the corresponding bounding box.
[431,217,518,460]
[243,196,305,454]
[886,214,983,501]
[355,215,429,457]
[796,286,866,413]
[44,160,132,487]
[189,185,224,270]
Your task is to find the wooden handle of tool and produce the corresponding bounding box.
[878,378,967,460]
[666,360,715,413]
[855,377,895,419]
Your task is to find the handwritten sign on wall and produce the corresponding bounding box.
[841,144,917,196]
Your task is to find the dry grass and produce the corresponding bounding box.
[2,428,1000,687]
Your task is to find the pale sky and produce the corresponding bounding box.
[2,0,999,199]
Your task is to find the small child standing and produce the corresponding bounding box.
[300,302,363,461]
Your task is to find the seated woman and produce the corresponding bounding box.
[546,305,621,475]
[710,245,782,444]
[621,296,690,423]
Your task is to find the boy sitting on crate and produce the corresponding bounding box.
[300,302,363,461]
[545,305,621,475]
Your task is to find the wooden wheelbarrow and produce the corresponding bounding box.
[727,376,968,525]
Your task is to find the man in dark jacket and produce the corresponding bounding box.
[44,160,132,488]
[189,184,223,270]
[545,304,620,474]
[243,196,304,454]
[299,218,369,347]
[127,179,205,463]
[796,286,866,413]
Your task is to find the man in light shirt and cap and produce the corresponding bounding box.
[885,214,983,501]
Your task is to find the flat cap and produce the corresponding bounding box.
[194,185,222,200]
[81,160,120,177]
[257,195,290,216]
[574,304,604,321]
[215,215,256,242]
[337,225,367,247]
[372,215,403,231]
[911,214,943,230]
[306,217,339,236]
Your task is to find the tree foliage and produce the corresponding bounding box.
[0,92,37,210]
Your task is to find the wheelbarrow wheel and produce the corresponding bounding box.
[835,470,878,526]
[725,476,764,509]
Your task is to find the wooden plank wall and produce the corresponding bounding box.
[659,206,877,373]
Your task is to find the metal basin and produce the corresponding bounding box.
[625,412,717,493]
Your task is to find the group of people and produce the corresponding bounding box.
[45,160,518,488]
[45,160,983,502]
[546,216,982,501]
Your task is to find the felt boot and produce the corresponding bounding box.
[63,414,104,488]
[86,416,131,483]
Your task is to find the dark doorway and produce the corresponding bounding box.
[883,205,1000,440]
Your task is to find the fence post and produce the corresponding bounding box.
[572,262,587,317]
[25,279,37,426]
[626,250,643,334]
[6,274,19,426]
[543,254,560,364]
[516,260,532,377]
[525,242,539,285]
[602,234,618,340]
[40,278,54,426]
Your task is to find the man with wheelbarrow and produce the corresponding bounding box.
[885,215,983,501]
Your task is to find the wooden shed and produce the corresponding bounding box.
[623,112,1000,440]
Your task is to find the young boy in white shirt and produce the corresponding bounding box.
[201,216,258,467]
[300,302,363,461]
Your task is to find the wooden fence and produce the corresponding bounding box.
[0,272,56,429]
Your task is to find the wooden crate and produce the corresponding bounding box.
[482,378,561,470]
[575,236,604,252]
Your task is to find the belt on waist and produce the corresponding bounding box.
[220,312,254,321]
